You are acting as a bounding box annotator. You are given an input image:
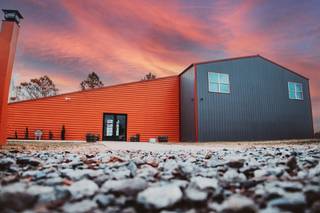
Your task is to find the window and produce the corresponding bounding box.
[288,82,303,100]
[208,72,230,93]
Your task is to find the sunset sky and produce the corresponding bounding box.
[2,0,320,131]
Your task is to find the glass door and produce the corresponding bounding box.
[103,113,127,141]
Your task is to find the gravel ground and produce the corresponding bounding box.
[0,140,320,213]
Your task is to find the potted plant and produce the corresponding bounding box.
[86,133,99,142]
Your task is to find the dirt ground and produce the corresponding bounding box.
[2,139,320,153]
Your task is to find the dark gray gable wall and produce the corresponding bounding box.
[180,66,196,142]
[196,56,313,141]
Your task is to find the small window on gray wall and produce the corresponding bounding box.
[208,72,230,93]
[288,82,303,100]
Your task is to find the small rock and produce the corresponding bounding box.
[112,168,131,180]
[254,169,270,178]
[185,186,208,202]
[122,207,137,213]
[22,170,47,180]
[137,184,182,209]
[94,194,114,208]
[190,176,218,190]
[68,179,98,200]
[44,177,64,186]
[137,164,158,179]
[227,159,245,168]
[286,156,298,170]
[62,199,97,213]
[60,168,103,180]
[223,169,247,182]
[127,161,137,177]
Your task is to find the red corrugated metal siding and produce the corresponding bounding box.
[7,76,180,142]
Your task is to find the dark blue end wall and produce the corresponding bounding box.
[195,56,313,141]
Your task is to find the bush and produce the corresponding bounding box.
[86,133,99,142]
[61,125,65,140]
[24,127,29,140]
[49,130,53,140]
[315,131,320,139]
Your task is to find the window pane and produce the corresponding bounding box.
[219,74,229,84]
[296,92,303,100]
[209,72,219,83]
[209,83,219,92]
[288,82,295,92]
[220,84,230,93]
[296,83,303,92]
[289,91,296,99]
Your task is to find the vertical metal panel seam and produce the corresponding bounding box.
[194,64,199,142]
[307,80,314,135]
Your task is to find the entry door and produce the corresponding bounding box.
[103,113,127,141]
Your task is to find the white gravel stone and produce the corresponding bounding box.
[137,184,183,209]
[68,179,98,200]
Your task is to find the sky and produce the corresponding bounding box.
[1,0,320,131]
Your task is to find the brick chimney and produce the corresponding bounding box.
[0,9,23,144]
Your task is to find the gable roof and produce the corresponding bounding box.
[179,55,309,80]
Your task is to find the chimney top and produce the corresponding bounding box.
[2,9,23,25]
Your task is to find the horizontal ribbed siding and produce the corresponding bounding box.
[7,76,180,142]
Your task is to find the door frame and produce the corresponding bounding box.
[102,113,127,141]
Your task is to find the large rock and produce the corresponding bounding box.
[60,168,103,180]
[27,185,55,203]
[185,186,208,202]
[223,169,247,182]
[94,194,115,208]
[101,178,148,196]
[62,199,97,213]
[190,176,218,190]
[227,159,245,168]
[268,193,306,212]
[68,179,99,200]
[219,194,257,213]
[16,157,42,166]
[137,184,183,209]
[0,182,37,211]
[0,158,15,170]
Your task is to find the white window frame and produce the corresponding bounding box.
[208,72,230,94]
[288,82,303,100]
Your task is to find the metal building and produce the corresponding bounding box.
[180,55,314,141]
[7,55,314,142]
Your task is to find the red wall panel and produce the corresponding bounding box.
[7,76,180,142]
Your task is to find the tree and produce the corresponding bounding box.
[80,72,104,90]
[14,75,58,101]
[142,72,156,81]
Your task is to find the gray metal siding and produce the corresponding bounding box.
[180,66,195,141]
[196,57,313,141]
